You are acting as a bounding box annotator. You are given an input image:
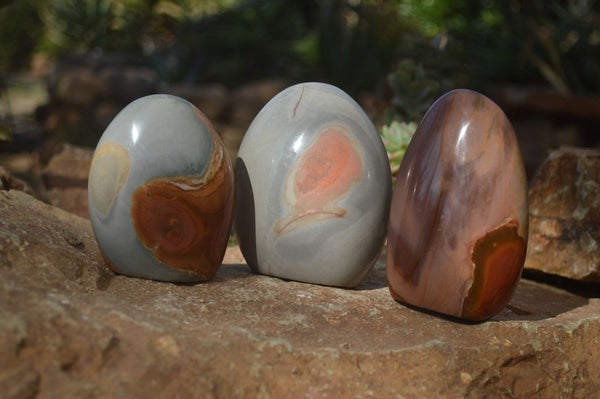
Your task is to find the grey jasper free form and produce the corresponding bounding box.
[235,82,392,287]
[88,94,234,282]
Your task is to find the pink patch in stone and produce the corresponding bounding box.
[274,126,363,236]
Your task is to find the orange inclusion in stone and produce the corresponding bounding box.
[462,221,526,320]
[131,153,234,280]
[293,127,362,212]
[133,192,200,254]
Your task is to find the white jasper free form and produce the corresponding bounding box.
[234,82,392,287]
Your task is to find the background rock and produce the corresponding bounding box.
[38,55,160,146]
[229,79,288,128]
[36,55,285,161]
[1,190,599,398]
[48,55,159,106]
[163,83,230,122]
[0,166,33,194]
[41,143,93,219]
[526,147,600,282]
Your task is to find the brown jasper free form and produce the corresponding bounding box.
[386,89,528,321]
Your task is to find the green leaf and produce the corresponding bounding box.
[0,123,12,142]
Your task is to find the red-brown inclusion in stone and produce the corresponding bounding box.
[131,152,234,279]
[462,220,526,320]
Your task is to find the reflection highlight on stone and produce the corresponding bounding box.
[88,94,234,282]
[235,82,391,287]
[386,89,528,321]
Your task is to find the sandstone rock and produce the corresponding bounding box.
[163,83,230,121]
[0,152,44,196]
[42,144,93,218]
[91,101,121,131]
[229,79,289,127]
[1,190,599,397]
[49,56,159,107]
[41,55,159,141]
[0,166,34,195]
[219,125,245,162]
[526,147,600,282]
[96,66,159,103]
[53,66,103,107]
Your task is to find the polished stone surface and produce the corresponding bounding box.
[235,82,391,287]
[387,89,528,320]
[88,94,234,282]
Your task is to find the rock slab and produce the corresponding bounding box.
[1,190,600,398]
[526,147,600,282]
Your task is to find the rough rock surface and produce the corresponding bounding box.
[1,190,599,398]
[229,79,288,127]
[163,83,230,122]
[39,56,285,153]
[526,147,600,282]
[48,56,159,107]
[38,55,160,144]
[0,166,34,195]
[41,144,93,219]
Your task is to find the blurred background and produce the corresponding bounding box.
[1,0,600,204]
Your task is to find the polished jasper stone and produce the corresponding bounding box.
[387,89,528,321]
[235,82,392,287]
[88,94,234,282]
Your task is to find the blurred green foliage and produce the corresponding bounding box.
[387,60,439,123]
[0,123,12,142]
[151,0,320,86]
[150,0,417,91]
[317,0,415,94]
[1,0,599,98]
[42,0,159,54]
[414,0,600,95]
[0,0,45,72]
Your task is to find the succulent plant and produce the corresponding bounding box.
[387,59,440,123]
[380,120,416,182]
